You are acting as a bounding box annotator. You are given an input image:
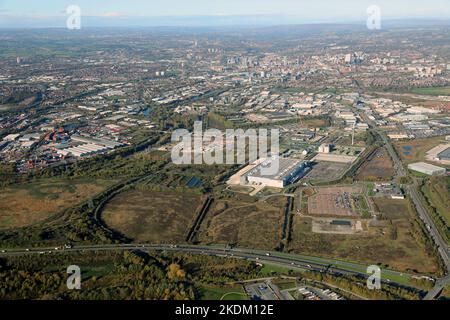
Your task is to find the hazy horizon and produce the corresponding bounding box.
[0,15,449,30]
[1,0,450,28]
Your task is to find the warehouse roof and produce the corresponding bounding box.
[246,158,305,180]
[437,147,450,160]
[408,162,445,173]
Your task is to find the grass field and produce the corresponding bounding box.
[372,197,412,220]
[393,136,446,164]
[421,176,450,230]
[409,86,450,96]
[289,197,438,273]
[198,197,285,250]
[0,104,19,111]
[102,190,205,243]
[227,185,254,194]
[355,147,395,181]
[442,285,450,299]
[272,280,298,290]
[198,285,248,300]
[0,178,113,229]
[259,263,296,276]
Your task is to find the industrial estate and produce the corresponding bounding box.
[0,1,449,305]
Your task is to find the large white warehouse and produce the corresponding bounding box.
[408,162,446,176]
[242,158,310,188]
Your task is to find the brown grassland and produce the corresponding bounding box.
[102,190,205,243]
[355,147,395,181]
[198,196,286,250]
[393,136,446,164]
[0,178,113,229]
[289,197,438,273]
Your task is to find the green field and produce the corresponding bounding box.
[260,263,296,276]
[272,280,298,290]
[421,176,450,226]
[355,195,370,218]
[421,176,450,244]
[409,86,450,96]
[198,285,248,300]
[102,190,205,243]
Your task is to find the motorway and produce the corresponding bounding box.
[0,244,373,280]
[377,130,406,177]
[0,243,427,295]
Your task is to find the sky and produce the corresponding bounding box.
[0,0,450,27]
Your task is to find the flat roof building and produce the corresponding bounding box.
[242,158,310,188]
[3,134,20,141]
[425,144,450,165]
[437,147,450,161]
[318,144,331,153]
[408,162,446,176]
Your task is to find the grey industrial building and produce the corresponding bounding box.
[437,147,450,161]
